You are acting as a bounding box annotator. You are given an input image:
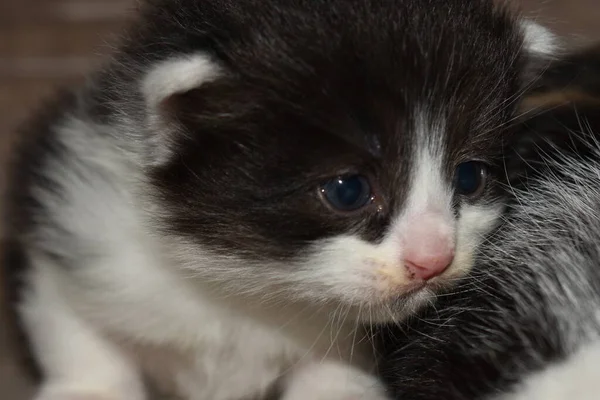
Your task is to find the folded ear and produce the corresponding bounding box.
[519,20,561,91]
[520,20,559,57]
[140,54,222,166]
[142,54,222,109]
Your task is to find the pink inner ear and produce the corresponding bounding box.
[399,213,455,280]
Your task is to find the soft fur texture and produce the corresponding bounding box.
[377,92,600,398]
[3,1,555,399]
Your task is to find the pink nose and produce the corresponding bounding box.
[404,252,454,280]
[401,215,455,281]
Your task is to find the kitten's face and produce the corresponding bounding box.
[139,0,554,322]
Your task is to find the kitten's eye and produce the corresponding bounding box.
[320,175,373,212]
[454,161,487,197]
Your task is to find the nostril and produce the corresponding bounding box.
[404,254,453,281]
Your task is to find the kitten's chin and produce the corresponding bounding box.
[358,257,476,324]
[358,256,473,324]
[357,285,439,324]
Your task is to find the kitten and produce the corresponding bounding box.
[377,54,600,400]
[2,1,556,399]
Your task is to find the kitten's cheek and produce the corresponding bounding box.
[444,248,475,278]
[447,203,504,277]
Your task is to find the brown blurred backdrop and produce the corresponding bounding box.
[1,0,600,398]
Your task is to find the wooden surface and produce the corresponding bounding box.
[1,0,600,398]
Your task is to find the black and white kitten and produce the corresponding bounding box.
[2,1,556,399]
[377,81,600,399]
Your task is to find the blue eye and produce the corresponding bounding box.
[454,161,487,196]
[321,175,373,212]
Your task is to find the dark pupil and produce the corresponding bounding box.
[324,175,371,211]
[455,161,482,195]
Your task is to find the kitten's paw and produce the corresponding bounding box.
[282,362,390,400]
[35,386,144,400]
[35,393,122,400]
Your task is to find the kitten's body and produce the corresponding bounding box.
[3,1,555,399]
[378,67,600,399]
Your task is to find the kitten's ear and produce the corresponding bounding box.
[142,54,221,110]
[140,54,222,166]
[519,21,561,89]
[520,21,559,57]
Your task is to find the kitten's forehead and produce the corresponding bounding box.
[210,2,523,165]
[141,0,525,165]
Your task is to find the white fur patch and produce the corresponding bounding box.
[495,339,600,400]
[21,253,145,400]
[141,54,221,108]
[404,142,452,216]
[521,21,558,56]
[282,361,388,400]
[451,203,502,277]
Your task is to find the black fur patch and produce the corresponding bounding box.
[529,43,600,98]
[505,104,600,187]
[1,240,42,384]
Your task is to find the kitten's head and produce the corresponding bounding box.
[119,0,557,321]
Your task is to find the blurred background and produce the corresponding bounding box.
[1,0,599,398]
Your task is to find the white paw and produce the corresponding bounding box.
[282,362,391,400]
[35,385,144,400]
[36,393,121,400]
[283,383,389,400]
